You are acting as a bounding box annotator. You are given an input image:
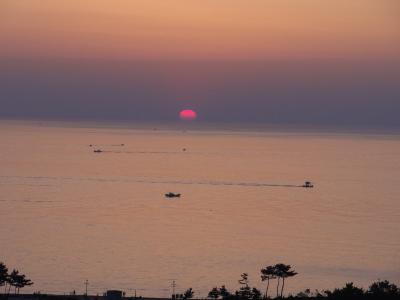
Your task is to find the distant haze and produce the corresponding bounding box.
[1,0,399,127]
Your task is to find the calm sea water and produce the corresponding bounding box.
[0,121,399,297]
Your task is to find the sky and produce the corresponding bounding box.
[1,0,400,127]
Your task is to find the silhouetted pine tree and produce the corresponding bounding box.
[260,266,276,299]
[274,264,297,298]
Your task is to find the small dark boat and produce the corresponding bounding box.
[302,181,314,188]
[165,192,181,198]
[93,149,103,153]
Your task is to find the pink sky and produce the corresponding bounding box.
[1,1,399,127]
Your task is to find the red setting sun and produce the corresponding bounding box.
[179,109,197,121]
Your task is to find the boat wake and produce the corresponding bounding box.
[0,175,305,188]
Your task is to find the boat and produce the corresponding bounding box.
[93,149,103,153]
[165,192,181,198]
[302,181,314,188]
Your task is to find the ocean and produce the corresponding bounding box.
[0,121,399,297]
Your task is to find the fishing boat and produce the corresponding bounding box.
[302,181,314,188]
[165,192,181,198]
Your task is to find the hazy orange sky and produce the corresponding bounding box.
[1,1,400,126]
[1,0,400,60]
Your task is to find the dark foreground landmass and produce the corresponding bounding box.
[2,284,400,300]
[2,263,399,300]
[1,289,400,300]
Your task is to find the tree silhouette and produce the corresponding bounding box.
[235,273,261,300]
[260,266,276,299]
[219,286,231,299]
[236,273,252,300]
[208,287,220,300]
[295,288,311,298]
[273,264,297,298]
[250,288,261,300]
[326,282,364,299]
[6,269,33,294]
[183,288,194,300]
[0,262,8,294]
[7,269,19,294]
[15,273,33,294]
[368,280,399,297]
[238,273,249,286]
